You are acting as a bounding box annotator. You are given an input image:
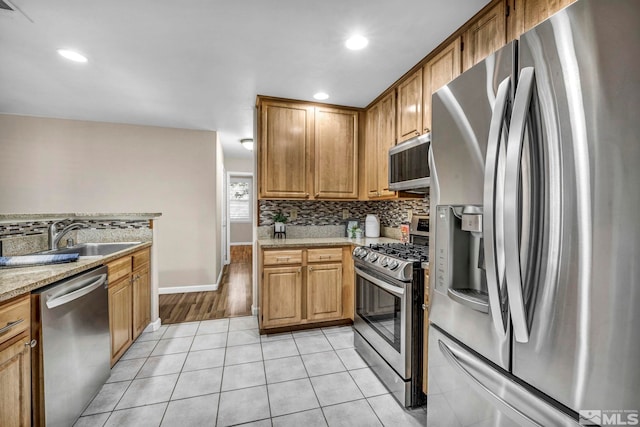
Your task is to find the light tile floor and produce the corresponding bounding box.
[76,316,427,427]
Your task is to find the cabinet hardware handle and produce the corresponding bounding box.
[0,319,24,335]
[319,255,331,259]
[305,193,310,198]
[276,257,290,261]
[298,268,302,274]
[308,267,313,271]
[25,339,37,348]
[415,131,420,136]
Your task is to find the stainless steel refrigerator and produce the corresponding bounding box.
[427,0,640,425]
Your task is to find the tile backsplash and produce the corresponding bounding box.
[258,197,429,228]
[0,219,152,256]
[0,219,150,239]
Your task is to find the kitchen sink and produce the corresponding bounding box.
[38,242,142,257]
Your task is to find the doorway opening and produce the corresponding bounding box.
[158,172,254,323]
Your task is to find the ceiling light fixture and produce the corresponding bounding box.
[345,35,368,50]
[240,138,254,151]
[313,92,329,101]
[57,49,88,63]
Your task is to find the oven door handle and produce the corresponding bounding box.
[355,267,405,297]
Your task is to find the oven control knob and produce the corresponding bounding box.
[367,253,379,262]
[358,248,368,258]
[388,260,400,270]
[380,257,389,267]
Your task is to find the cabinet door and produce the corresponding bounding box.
[259,101,313,199]
[109,277,133,365]
[132,265,150,340]
[462,0,507,71]
[365,102,381,198]
[314,107,359,199]
[397,69,423,142]
[423,37,462,133]
[507,0,576,39]
[307,263,343,321]
[262,266,303,328]
[378,92,396,197]
[0,332,31,427]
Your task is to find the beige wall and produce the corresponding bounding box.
[0,114,222,289]
[224,156,254,173]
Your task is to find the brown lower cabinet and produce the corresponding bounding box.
[107,247,151,366]
[259,246,352,331]
[0,295,32,427]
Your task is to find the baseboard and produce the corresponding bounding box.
[159,266,225,294]
[251,305,259,316]
[230,242,253,246]
[143,318,162,332]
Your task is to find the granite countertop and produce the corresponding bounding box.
[258,236,400,248]
[0,212,162,223]
[0,242,151,302]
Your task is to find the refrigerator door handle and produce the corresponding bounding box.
[483,76,511,337]
[504,67,535,343]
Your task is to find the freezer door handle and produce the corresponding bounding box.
[504,67,535,343]
[46,274,108,309]
[438,339,542,427]
[437,335,579,427]
[483,76,511,337]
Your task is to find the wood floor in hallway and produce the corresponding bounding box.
[159,246,253,324]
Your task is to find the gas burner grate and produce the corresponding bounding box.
[368,243,429,263]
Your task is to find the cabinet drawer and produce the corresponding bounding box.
[307,248,342,263]
[107,256,132,284]
[132,248,150,270]
[263,250,303,266]
[0,295,30,343]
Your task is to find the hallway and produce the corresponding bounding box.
[159,246,253,323]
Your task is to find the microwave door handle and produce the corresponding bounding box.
[504,67,536,343]
[483,77,511,337]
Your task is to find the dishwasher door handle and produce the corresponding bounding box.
[46,274,108,309]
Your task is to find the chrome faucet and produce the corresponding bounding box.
[48,219,87,250]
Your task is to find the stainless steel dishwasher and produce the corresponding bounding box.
[32,265,110,427]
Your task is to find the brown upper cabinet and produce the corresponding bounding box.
[258,100,313,199]
[257,98,358,200]
[507,0,576,39]
[462,0,507,71]
[314,106,359,199]
[396,69,423,143]
[422,37,462,134]
[365,91,396,199]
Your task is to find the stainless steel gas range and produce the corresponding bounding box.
[352,242,428,408]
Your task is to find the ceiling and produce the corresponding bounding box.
[0,0,488,159]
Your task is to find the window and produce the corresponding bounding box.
[229,176,251,222]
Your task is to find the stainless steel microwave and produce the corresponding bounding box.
[388,133,431,193]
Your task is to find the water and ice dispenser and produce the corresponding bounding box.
[434,205,490,313]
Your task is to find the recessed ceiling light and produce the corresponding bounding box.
[345,35,368,50]
[57,49,88,63]
[313,92,329,101]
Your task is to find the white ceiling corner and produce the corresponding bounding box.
[0,0,488,159]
